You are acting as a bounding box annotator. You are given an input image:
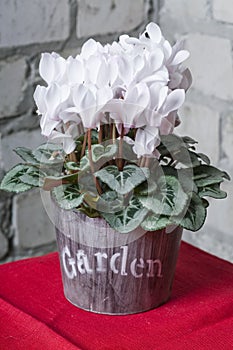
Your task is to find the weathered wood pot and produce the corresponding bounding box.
[54,204,182,315]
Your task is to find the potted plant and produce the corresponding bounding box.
[0,23,230,315]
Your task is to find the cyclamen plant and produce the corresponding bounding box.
[0,23,230,233]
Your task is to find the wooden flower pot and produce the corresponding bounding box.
[54,205,182,315]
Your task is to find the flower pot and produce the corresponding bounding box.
[54,202,183,315]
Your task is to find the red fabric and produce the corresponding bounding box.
[0,242,233,350]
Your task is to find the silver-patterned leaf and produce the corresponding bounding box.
[95,165,149,195]
[101,196,149,233]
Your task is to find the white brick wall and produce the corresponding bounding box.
[184,34,233,100]
[0,0,70,48]
[13,189,55,249]
[162,0,208,21]
[178,103,220,165]
[0,0,151,262]
[213,0,233,24]
[76,0,145,38]
[160,0,233,262]
[1,130,46,170]
[0,58,27,118]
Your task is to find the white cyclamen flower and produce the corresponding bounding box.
[34,22,191,155]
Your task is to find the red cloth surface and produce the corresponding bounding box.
[0,242,233,350]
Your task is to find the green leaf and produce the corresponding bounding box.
[52,184,84,210]
[34,143,65,164]
[20,167,46,187]
[95,165,149,195]
[138,175,189,216]
[14,147,38,164]
[0,164,34,193]
[182,136,198,145]
[141,214,177,231]
[79,172,98,194]
[79,156,90,171]
[198,183,227,199]
[197,153,210,165]
[101,196,149,233]
[96,191,124,213]
[64,162,80,171]
[179,193,206,231]
[194,165,230,187]
[158,134,185,155]
[91,143,118,163]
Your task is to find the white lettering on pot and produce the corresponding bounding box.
[76,249,93,274]
[146,259,163,278]
[62,245,163,280]
[94,252,108,272]
[130,258,145,278]
[62,246,77,279]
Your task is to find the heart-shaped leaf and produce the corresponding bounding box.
[198,183,227,199]
[138,175,189,216]
[194,165,230,187]
[14,147,38,164]
[91,143,118,163]
[179,193,206,231]
[52,184,84,210]
[141,214,176,231]
[0,164,35,193]
[34,143,65,164]
[101,196,149,233]
[95,165,149,195]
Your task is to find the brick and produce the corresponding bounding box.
[222,113,233,164]
[13,189,55,250]
[0,58,27,118]
[184,34,233,100]
[177,102,220,165]
[77,0,145,38]
[1,129,45,170]
[0,231,8,259]
[0,0,70,48]
[162,0,208,21]
[213,0,233,24]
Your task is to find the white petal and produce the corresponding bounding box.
[59,85,71,103]
[162,89,185,116]
[81,38,98,59]
[146,23,162,43]
[59,108,81,124]
[40,115,60,137]
[45,84,61,112]
[33,85,47,114]
[148,50,164,72]
[86,55,101,84]
[54,57,67,82]
[158,86,168,110]
[118,56,133,86]
[96,59,109,87]
[109,57,119,86]
[72,84,89,108]
[97,86,113,107]
[163,40,172,60]
[67,58,84,84]
[39,53,55,84]
[170,50,190,66]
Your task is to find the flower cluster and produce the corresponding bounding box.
[34,22,192,157]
